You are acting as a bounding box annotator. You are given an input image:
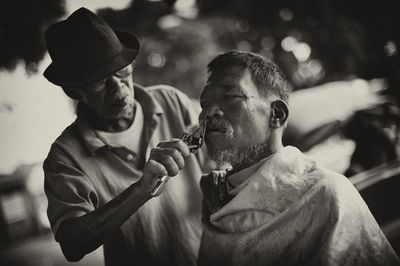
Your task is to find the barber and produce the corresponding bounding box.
[43,7,207,266]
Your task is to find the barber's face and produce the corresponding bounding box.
[199,66,272,162]
[73,64,135,120]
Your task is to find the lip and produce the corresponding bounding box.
[112,96,130,108]
[205,130,224,140]
[111,103,132,116]
[206,128,222,133]
[112,104,128,112]
[206,125,225,133]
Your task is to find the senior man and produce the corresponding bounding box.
[43,7,208,266]
[197,51,400,265]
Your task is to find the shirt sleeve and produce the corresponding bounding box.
[43,149,98,236]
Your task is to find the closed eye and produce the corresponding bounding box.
[224,94,245,99]
[86,79,107,94]
[114,70,133,79]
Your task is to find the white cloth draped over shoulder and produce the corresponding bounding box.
[198,146,400,266]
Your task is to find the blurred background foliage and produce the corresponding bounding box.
[0,0,65,74]
[0,0,399,99]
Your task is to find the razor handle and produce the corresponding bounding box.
[150,131,204,197]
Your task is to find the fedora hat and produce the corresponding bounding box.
[43,7,140,88]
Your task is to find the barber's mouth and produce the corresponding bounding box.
[113,97,130,109]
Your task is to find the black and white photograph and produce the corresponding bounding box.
[0,0,399,265]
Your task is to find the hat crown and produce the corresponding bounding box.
[45,8,122,69]
[43,7,139,88]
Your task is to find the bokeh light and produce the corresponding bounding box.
[279,8,294,22]
[293,42,312,62]
[384,41,398,57]
[281,36,298,52]
[147,53,166,68]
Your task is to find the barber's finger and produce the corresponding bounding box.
[149,150,180,176]
[164,147,185,169]
[142,159,168,193]
[159,155,180,176]
[157,139,190,158]
[150,147,185,169]
[143,159,168,177]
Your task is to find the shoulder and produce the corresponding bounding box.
[146,85,199,109]
[314,167,361,203]
[44,121,87,169]
[290,150,356,196]
[146,85,200,108]
[145,84,201,125]
[145,84,188,98]
[322,169,354,191]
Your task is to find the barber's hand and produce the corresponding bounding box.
[140,138,191,195]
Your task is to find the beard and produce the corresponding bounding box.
[209,141,270,169]
[205,118,270,169]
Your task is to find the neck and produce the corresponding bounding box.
[230,144,270,173]
[77,103,135,132]
[231,140,283,173]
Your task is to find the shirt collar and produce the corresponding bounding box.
[77,84,164,155]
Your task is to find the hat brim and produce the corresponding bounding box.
[44,30,140,88]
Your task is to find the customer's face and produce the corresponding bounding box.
[199,66,273,163]
[73,64,135,120]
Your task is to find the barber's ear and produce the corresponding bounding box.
[269,100,289,128]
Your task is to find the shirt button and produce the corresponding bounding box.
[126,154,134,161]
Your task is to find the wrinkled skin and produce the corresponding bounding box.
[72,64,135,131]
[199,66,275,168]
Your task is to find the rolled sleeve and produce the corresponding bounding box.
[44,156,98,235]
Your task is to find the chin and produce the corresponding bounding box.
[108,104,134,119]
[206,143,233,163]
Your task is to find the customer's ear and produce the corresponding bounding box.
[269,100,289,128]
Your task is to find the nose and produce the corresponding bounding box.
[200,104,224,121]
[108,75,124,93]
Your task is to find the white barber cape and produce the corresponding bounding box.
[198,146,400,266]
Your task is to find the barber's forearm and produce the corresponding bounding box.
[56,179,152,262]
[56,137,190,262]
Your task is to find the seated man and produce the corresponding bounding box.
[197,51,400,266]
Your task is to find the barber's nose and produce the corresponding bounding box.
[108,76,123,92]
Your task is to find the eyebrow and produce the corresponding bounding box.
[221,85,247,96]
[115,67,133,77]
[200,85,246,100]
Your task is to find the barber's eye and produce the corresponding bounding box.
[87,79,106,94]
[115,69,133,78]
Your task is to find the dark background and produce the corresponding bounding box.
[1,0,399,99]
